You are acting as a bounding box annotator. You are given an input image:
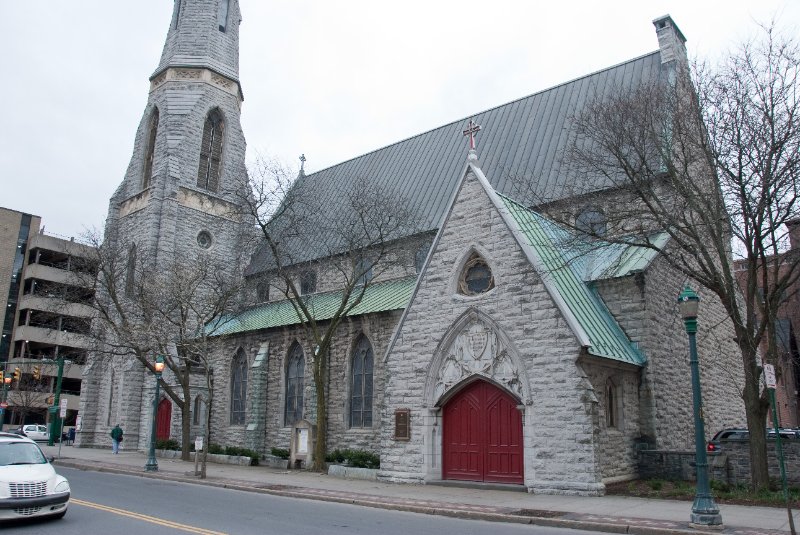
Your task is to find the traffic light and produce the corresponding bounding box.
[32,365,41,380]
[0,371,3,382]
[13,367,20,381]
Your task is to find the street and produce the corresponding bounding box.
[7,468,602,535]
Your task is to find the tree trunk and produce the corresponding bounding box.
[312,349,328,471]
[742,377,770,489]
[180,377,191,461]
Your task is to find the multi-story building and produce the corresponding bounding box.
[0,206,94,429]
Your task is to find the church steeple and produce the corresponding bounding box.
[154,0,241,87]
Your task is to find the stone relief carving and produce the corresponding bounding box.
[434,319,522,401]
[211,74,233,89]
[175,69,201,79]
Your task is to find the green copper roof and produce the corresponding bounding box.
[499,194,646,366]
[210,276,417,336]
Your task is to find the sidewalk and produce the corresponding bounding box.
[40,444,797,535]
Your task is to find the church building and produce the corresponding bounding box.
[77,0,746,495]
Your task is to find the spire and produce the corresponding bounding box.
[153,0,242,87]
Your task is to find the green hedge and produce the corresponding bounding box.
[270,447,290,459]
[324,448,380,469]
[155,440,260,465]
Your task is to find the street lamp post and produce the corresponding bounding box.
[144,355,165,472]
[677,286,723,528]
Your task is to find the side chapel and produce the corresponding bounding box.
[77,0,746,495]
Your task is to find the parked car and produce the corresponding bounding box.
[20,425,49,442]
[707,427,799,452]
[0,433,70,521]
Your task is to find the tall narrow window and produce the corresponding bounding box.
[284,343,305,425]
[142,108,159,189]
[350,335,374,428]
[193,395,207,426]
[300,270,317,295]
[197,110,224,192]
[217,0,230,32]
[124,244,137,297]
[230,348,247,425]
[355,257,374,286]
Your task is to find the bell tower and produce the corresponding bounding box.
[78,0,250,448]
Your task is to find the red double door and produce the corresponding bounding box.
[442,380,523,484]
[156,398,172,440]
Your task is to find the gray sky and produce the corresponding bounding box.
[2,1,798,239]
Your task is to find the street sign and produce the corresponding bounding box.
[59,398,68,418]
[764,363,777,389]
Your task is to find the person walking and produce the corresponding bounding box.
[110,424,123,454]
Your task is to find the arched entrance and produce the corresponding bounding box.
[442,379,523,484]
[156,398,172,440]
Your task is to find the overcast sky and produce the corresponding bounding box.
[2,1,798,239]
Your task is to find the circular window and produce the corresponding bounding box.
[459,255,494,295]
[197,231,213,249]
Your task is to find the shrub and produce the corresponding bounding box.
[325,448,379,469]
[205,443,260,465]
[156,439,180,451]
[271,447,290,459]
[647,479,663,491]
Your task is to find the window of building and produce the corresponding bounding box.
[196,230,213,249]
[605,378,623,430]
[414,244,429,274]
[256,280,269,302]
[576,208,607,237]
[355,257,374,286]
[300,270,317,295]
[142,108,159,189]
[230,348,247,425]
[217,0,230,32]
[284,343,305,425]
[193,395,207,426]
[350,335,374,428]
[197,109,224,192]
[124,244,137,297]
[459,253,494,295]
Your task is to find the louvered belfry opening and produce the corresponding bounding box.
[142,108,159,189]
[197,109,224,192]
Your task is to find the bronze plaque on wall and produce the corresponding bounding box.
[394,409,410,441]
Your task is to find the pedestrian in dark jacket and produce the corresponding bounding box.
[110,424,123,454]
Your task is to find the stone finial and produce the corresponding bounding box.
[652,15,687,66]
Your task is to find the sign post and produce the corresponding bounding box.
[763,363,795,535]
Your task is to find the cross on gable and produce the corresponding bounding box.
[462,119,482,151]
[299,153,306,172]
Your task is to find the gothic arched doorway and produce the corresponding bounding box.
[442,379,523,484]
[156,398,172,440]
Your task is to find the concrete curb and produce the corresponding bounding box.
[53,459,784,535]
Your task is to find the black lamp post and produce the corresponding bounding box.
[144,355,165,472]
[677,286,723,528]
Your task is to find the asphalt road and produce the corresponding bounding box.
[6,467,604,535]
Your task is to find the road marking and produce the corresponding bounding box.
[72,499,227,535]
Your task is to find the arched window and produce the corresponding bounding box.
[284,343,305,425]
[142,108,159,189]
[193,395,207,426]
[230,348,247,425]
[197,109,224,192]
[355,257,374,286]
[256,280,269,302]
[124,244,137,297]
[458,252,494,295]
[576,208,607,237]
[217,0,230,32]
[350,335,374,428]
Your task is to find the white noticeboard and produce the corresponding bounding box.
[59,398,68,418]
[195,436,204,452]
[298,428,309,454]
[763,363,777,389]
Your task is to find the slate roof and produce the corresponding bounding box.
[210,276,416,336]
[247,51,664,275]
[498,193,646,366]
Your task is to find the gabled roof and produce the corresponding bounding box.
[497,193,646,366]
[247,51,664,275]
[210,276,416,336]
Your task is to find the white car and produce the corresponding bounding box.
[21,425,49,442]
[0,433,70,521]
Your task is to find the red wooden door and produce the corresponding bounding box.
[156,398,172,440]
[443,380,523,484]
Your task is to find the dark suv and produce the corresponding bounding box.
[707,427,800,452]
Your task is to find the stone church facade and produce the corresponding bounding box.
[77,0,746,495]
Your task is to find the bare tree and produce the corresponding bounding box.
[82,230,243,461]
[245,157,420,470]
[522,22,799,490]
